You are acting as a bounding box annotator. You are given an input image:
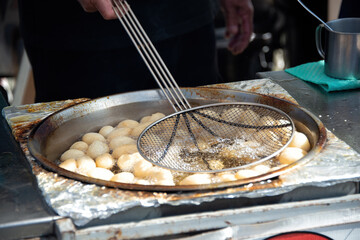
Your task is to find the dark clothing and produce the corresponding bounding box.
[339,0,360,18]
[18,0,219,50]
[26,23,221,102]
[18,0,221,102]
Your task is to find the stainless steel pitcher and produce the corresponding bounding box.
[316,18,360,80]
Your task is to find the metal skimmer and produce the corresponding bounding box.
[112,0,295,173]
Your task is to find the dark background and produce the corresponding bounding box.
[215,0,328,81]
[1,0,329,102]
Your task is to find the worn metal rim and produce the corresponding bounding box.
[28,87,327,192]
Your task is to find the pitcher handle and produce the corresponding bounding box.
[315,24,325,58]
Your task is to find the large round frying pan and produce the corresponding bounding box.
[28,87,327,191]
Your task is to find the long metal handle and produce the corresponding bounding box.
[297,0,333,31]
[112,0,191,112]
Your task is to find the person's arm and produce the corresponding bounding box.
[77,0,117,20]
[220,0,254,55]
[77,0,254,55]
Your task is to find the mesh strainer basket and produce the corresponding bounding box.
[138,102,295,173]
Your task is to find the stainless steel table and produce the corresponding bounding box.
[0,93,61,239]
[0,71,359,239]
[257,71,360,153]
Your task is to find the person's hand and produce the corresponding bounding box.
[220,0,254,55]
[77,0,117,20]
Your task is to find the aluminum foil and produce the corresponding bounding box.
[3,79,360,226]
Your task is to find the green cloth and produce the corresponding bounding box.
[285,61,360,92]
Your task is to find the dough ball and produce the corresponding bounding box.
[221,107,244,122]
[82,132,106,145]
[252,164,270,174]
[253,129,282,147]
[86,140,110,159]
[147,167,173,184]
[140,115,151,124]
[130,123,150,138]
[179,173,212,185]
[134,179,150,185]
[116,119,139,128]
[95,153,114,169]
[109,136,136,150]
[155,179,176,186]
[277,119,293,140]
[243,109,260,124]
[288,131,311,151]
[70,141,88,152]
[88,167,114,181]
[77,156,96,175]
[60,149,85,161]
[216,172,237,182]
[59,158,77,172]
[98,126,114,137]
[117,152,144,172]
[259,116,276,126]
[259,129,279,141]
[235,169,258,179]
[112,144,138,159]
[111,172,135,183]
[107,128,132,141]
[133,160,153,178]
[277,147,307,164]
[148,112,166,123]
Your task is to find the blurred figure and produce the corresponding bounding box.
[18,0,253,102]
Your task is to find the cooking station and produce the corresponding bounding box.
[1,71,360,239]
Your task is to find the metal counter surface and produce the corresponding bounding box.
[257,71,360,153]
[0,93,61,239]
[0,73,359,239]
